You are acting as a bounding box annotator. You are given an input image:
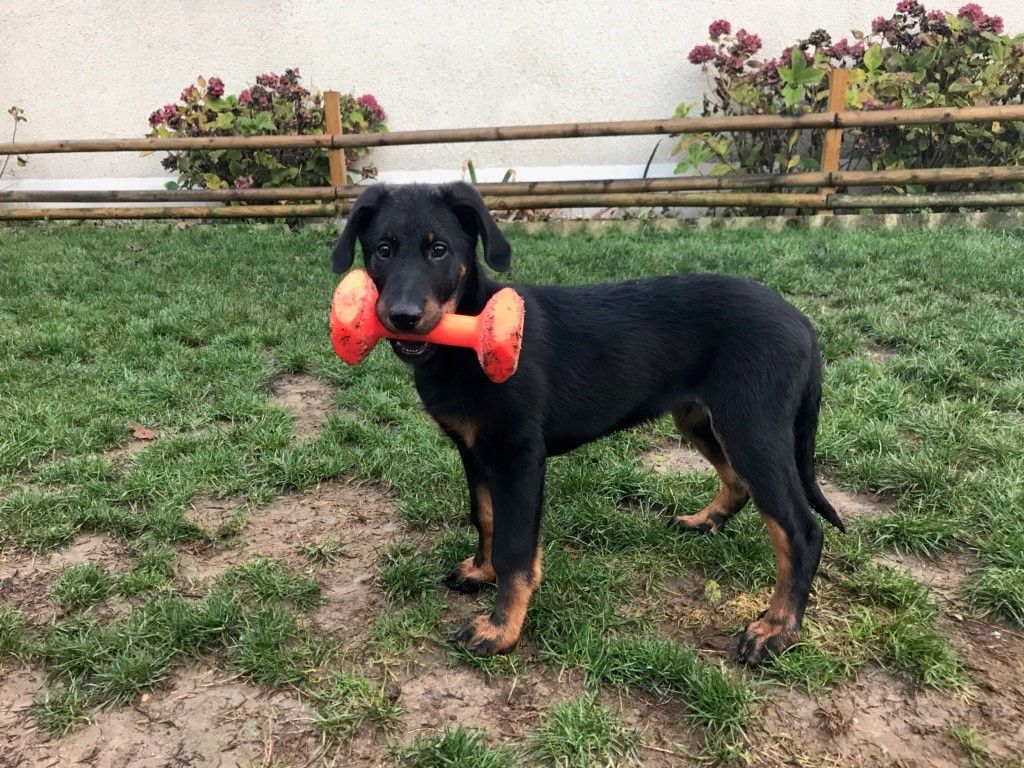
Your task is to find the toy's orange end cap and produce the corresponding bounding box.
[330,269,379,365]
[478,287,525,383]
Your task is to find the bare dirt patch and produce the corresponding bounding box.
[819,478,891,522]
[743,582,1024,767]
[3,661,320,768]
[879,551,973,604]
[659,572,766,661]
[103,423,161,465]
[397,649,586,742]
[865,344,899,364]
[642,442,710,475]
[0,533,132,624]
[750,636,1024,768]
[184,494,243,534]
[269,373,335,440]
[178,480,409,646]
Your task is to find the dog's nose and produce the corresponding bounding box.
[388,305,423,332]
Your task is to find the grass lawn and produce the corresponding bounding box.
[1,221,1023,766]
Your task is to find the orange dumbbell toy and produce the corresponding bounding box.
[330,269,525,383]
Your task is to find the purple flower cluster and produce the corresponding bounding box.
[734,29,762,55]
[148,103,181,128]
[896,0,926,15]
[207,77,225,99]
[957,3,1002,32]
[688,44,716,64]
[823,37,865,61]
[357,93,386,122]
[708,19,731,39]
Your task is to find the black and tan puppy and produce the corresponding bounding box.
[331,182,844,665]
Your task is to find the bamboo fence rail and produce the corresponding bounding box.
[2,75,1023,220]
[5,104,1024,156]
[6,166,1024,206]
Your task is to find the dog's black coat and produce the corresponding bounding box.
[332,182,843,664]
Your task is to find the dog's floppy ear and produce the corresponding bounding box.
[331,185,389,273]
[443,182,512,272]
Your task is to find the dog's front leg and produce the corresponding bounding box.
[452,440,545,656]
[443,446,496,593]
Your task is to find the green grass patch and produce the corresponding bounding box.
[218,556,322,610]
[964,567,1024,627]
[32,679,91,737]
[51,563,116,611]
[232,606,308,686]
[3,223,1023,751]
[527,695,642,767]
[595,635,752,740]
[395,728,516,768]
[0,606,30,658]
[311,669,402,744]
[379,542,436,602]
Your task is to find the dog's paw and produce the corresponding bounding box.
[666,512,726,535]
[451,615,519,656]
[442,557,496,594]
[736,615,800,666]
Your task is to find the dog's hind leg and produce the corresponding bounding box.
[707,409,823,665]
[443,447,496,594]
[666,405,749,534]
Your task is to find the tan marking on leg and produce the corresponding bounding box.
[763,514,795,621]
[670,406,749,531]
[452,484,495,585]
[460,548,543,655]
[453,556,496,584]
[739,514,801,663]
[476,485,493,565]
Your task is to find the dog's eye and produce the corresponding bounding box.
[376,243,392,259]
[429,242,448,260]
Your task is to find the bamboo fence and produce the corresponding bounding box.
[2,74,1023,220]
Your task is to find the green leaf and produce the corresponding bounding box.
[673,101,696,118]
[910,46,937,70]
[790,47,807,74]
[202,173,228,189]
[782,83,804,108]
[864,45,883,73]
[796,68,825,86]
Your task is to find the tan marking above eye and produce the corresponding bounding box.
[427,232,435,243]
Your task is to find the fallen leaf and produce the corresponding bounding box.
[126,243,144,252]
[175,221,193,230]
[128,424,156,441]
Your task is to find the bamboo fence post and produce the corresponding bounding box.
[323,91,347,192]
[818,68,849,215]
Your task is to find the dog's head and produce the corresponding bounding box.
[330,183,511,362]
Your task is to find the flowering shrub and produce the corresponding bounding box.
[677,4,1024,189]
[147,69,387,190]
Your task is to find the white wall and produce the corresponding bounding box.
[3,0,1023,185]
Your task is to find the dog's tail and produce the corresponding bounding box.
[795,360,846,533]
